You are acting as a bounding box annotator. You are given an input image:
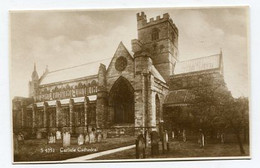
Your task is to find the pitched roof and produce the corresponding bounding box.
[174,54,221,75]
[39,42,166,85]
[40,58,111,85]
[164,89,195,106]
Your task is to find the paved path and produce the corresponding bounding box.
[64,144,135,162]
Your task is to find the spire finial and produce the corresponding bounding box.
[34,62,36,71]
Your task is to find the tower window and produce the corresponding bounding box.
[151,28,159,41]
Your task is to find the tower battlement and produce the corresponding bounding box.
[137,12,147,21]
[136,11,179,82]
[137,12,178,33]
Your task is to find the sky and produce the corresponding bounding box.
[10,7,249,98]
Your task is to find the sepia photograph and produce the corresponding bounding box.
[10,7,250,163]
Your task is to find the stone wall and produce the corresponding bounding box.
[106,42,135,92]
[105,42,135,127]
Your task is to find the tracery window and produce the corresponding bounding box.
[89,80,97,94]
[48,108,56,128]
[65,85,71,97]
[36,108,44,128]
[74,105,85,126]
[62,107,70,127]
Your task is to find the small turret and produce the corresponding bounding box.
[98,63,107,92]
[31,63,39,81]
[137,12,147,29]
[137,11,147,21]
[29,63,39,99]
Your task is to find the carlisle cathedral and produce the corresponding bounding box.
[12,12,225,138]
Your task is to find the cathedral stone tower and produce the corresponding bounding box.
[137,12,179,82]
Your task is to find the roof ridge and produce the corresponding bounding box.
[48,57,113,74]
[119,41,134,58]
[178,53,220,63]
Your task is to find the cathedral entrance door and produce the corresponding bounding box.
[109,77,134,124]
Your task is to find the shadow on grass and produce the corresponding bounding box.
[94,140,249,160]
[14,136,136,162]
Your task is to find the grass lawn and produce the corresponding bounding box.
[93,140,250,160]
[14,136,135,162]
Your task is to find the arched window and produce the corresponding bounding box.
[74,105,84,126]
[87,83,91,94]
[47,107,56,128]
[151,28,159,41]
[90,80,97,94]
[36,108,44,128]
[62,107,70,127]
[155,94,160,124]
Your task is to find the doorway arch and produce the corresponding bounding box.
[109,76,134,124]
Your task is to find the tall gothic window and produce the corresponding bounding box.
[151,28,159,41]
[62,107,70,127]
[155,94,160,124]
[36,108,44,128]
[48,108,56,128]
[74,105,84,126]
[89,80,97,94]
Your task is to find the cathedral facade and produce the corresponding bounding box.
[12,12,224,138]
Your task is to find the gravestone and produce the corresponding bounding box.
[221,133,225,144]
[182,129,186,142]
[217,131,220,139]
[56,131,61,140]
[198,131,205,148]
[47,133,51,144]
[116,129,120,137]
[201,133,205,147]
[172,131,175,139]
[97,133,102,142]
[63,132,71,147]
[119,129,125,135]
[17,132,24,144]
[162,131,169,153]
[144,130,151,148]
[89,131,96,143]
[102,131,107,140]
[36,131,42,139]
[48,133,56,144]
[78,134,84,145]
[52,135,56,143]
[136,134,145,159]
[85,134,90,144]
[150,131,159,155]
